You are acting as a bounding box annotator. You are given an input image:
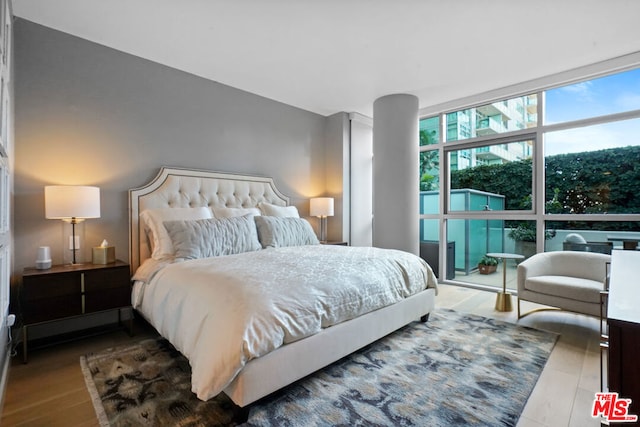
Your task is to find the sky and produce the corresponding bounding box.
[544,68,640,156]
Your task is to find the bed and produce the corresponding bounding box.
[129,166,438,417]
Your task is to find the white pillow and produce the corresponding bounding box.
[254,216,319,248]
[258,202,299,218]
[140,207,213,259]
[212,206,261,218]
[164,215,261,260]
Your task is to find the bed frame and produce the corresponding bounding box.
[129,166,436,417]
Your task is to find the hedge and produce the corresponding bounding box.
[448,145,640,231]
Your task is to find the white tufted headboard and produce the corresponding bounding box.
[129,166,290,271]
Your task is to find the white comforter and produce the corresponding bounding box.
[134,244,437,401]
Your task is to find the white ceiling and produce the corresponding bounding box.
[12,0,640,116]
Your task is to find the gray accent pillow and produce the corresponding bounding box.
[254,216,320,248]
[164,215,261,260]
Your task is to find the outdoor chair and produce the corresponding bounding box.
[562,232,613,254]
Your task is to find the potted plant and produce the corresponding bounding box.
[508,223,556,260]
[478,255,498,274]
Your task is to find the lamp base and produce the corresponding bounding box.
[319,216,327,243]
[62,220,86,265]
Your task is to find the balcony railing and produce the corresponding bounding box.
[476,117,506,135]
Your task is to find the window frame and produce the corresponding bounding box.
[443,132,537,215]
[420,63,640,287]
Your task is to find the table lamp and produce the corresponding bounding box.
[45,185,101,264]
[310,197,334,243]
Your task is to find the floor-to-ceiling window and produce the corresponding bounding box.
[419,66,640,291]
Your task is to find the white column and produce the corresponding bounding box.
[373,94,419,255]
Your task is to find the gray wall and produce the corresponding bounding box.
[14,19,333,275]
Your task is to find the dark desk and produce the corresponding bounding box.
[607,251,640,419]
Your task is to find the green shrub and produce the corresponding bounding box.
[478,255,498,266]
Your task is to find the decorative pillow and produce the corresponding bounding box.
[211,206,261,218]
[254,216,319,248]
[140,207,213,260]
[164,215,261,260]
[258,202,300,218]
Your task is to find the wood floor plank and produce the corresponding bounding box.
[2,388,93,426]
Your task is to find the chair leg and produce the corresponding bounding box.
[518,302,562,319]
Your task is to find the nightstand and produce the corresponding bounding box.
[321,241,348,246]
[20,260,132,362]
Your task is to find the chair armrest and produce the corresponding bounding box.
[517,263,530,294]
[516,253,551,293]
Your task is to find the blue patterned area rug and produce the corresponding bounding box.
[81,309,557,426]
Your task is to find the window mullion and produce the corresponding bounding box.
[536,90,546,253]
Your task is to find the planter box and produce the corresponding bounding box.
[515,240,536,261]
[478,264,497,274]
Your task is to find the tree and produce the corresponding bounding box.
[420,150,439,191]
[420,129,439,191]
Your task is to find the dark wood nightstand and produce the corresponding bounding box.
[321,241,348,246]
[20,260,132,362]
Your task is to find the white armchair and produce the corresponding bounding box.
[517,251,610,318]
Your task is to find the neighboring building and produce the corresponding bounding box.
[422,95,536,171]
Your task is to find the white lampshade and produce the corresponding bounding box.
[45,186,101,219]
[310,197,334,217]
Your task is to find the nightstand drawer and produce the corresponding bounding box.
[23,295,81,324]
[84,265,131,312]
[85,286,131,312]
[22,272,80,301]
[83,266,130,292]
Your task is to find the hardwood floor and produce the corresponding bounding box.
[438,284,603,427]
[1,285,603,426]
[1,321,158,426]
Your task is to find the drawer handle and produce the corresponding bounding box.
[81,273,85,314]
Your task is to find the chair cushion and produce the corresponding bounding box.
[524,275,604,304]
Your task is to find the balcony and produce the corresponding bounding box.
[476,117,507,136]
[475,144,520,163]
[477,102,512,120]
